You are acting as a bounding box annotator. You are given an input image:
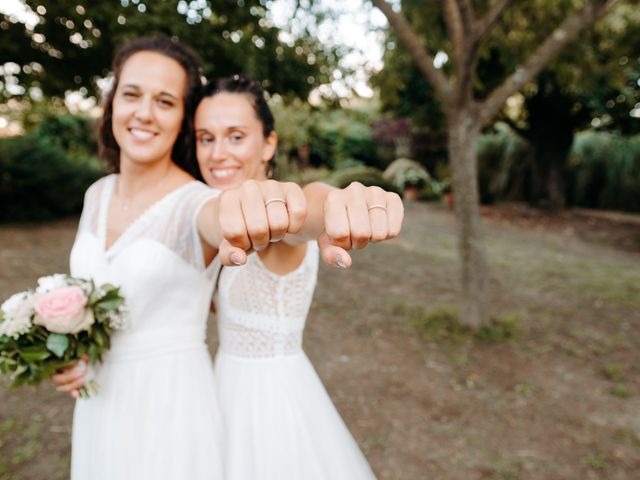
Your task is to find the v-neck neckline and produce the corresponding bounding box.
[99,175,196,257]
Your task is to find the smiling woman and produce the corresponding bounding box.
[49,36,311,480]
[98,38,203,180]
[195,90,277,189]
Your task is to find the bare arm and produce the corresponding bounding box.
[196,179,307,266]
[284,181,405,267]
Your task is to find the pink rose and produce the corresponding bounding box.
[33,286,94,334]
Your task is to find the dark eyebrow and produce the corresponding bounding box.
[195,128,212,134]
[157,91,179,101]
[120,84,179,101]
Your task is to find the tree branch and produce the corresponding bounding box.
[442,0,465,64]
[457,0,476,33]
[499,113,531,141]
[474,0,509,40]
[478,0,621,127]
[371,0,451,101]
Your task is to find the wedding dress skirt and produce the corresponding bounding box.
[69,175,224,479]
[214,243,376,479]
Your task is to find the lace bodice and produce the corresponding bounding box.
[215,242,319,358]
[76,175,217,272]
[70,175,220,346]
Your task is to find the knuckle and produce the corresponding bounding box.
[370,186,385,197]
[249,225,269,239]
[351,227,371,241]
[371,230,387,242]
[270,219,289,233]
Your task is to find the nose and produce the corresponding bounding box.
[208,138,228,164]
[134,95,153,123]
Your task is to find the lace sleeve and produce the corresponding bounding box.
[76,176,110,237]
[174,182,221,272]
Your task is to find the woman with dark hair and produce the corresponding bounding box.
[53,39,309,479]
[195,75,402,479]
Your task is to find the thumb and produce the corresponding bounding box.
[217,239,248,267]
[317,231,352,269]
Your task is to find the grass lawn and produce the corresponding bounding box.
[1,202,639,479]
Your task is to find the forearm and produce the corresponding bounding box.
[284,181,335,245]
[196,197,224,248]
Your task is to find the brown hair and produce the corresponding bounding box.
[98,36,204,179]
[201,75,276,178]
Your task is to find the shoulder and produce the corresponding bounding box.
[189,180,221,197]
[83,174,114,203]
[183,181,221,212]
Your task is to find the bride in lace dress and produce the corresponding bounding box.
[52,39,308,480]
[194,76,404,479]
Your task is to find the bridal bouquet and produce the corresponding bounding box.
[0,274,127,398]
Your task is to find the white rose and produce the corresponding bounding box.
[35,274,68,294]
[0,291,34,339]
[1,291,34,320]
[0,315,32,339]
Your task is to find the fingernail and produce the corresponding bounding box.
[230,252,243,265]
[336,254,346,269]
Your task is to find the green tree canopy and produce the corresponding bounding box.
[0,0,338,102]
[373,1,639,134]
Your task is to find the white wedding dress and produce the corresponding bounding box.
[69,175,223,480]
[214,241,377,479]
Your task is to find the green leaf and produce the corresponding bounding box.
[88,344,99,364]
[97,298,124,310]
[19,347,51,363]
[46,333,69,358]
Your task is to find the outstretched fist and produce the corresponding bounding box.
[317,182,404,268]
[216,180,307,266]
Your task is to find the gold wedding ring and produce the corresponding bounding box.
[264,198,287,207]
[367,204,387,212]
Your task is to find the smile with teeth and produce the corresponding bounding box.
[128,127,157,140]
[210,168,240,178]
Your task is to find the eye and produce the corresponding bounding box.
[121,90,138,99]
[158,98,175,108]
[197,134,214,145]
[229,133,243,143]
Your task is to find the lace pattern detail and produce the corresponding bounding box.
[216,242,319,358]
[219,324,303,358]
[75,175,220,273]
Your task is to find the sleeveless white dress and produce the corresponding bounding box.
[69,175,224,480]
[214,242,377,480]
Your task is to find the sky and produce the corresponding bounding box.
[0,0,389,102]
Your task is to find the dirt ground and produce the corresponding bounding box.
[1,202,639,480]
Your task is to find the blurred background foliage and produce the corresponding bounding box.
[0,0,639,222]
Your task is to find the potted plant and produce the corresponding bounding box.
[383,158,431,201]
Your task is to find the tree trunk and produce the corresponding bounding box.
[530,142,570,210]
[447,113,488,328]
[526,80,578,210]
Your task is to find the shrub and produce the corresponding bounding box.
[383,158,431,190]
[568,132,640,212]
[282,167,332,186]
[308,109,379,169]
[476,129,532,204]
[0,133,102,222]
[326,166,400,194]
